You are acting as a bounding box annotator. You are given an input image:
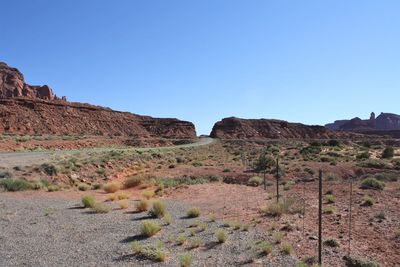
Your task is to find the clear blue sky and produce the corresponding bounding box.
[1,1,399,135]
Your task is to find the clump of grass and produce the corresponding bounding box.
[77,183,90,191]
[141,220,161,237]
[107,193,118,202]
[0,178,32,191]
[118,200,129,209]
[164,212,173,225]
[116,191,129,200]
[176,234,187,246]
[361,195,374,206]
[187,207,201,218]
[360,178,385,190]
[247,176,263,187]
[323,207,335,214]
[124,175,143,188]
[260,200,294,217]
[135,199,149,212]
[325,194,336,204]
[216,230,227,243]
[103,182,120,193]
[189,238,203,249]
[273,232,284,244]
[150,200,167,218]
[233,222,241,230]
[382,146,394,159]
[131,240,166,262]
[209,213,216,222]
[47,185,60,192]
[324,238,339,247]
[93,203,111,213]
[141,190,155,200]
[81,195,96,208]
[179,253,193,267]
[258,241,272,255]
[281,242,293,255]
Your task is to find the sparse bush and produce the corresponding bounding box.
[324,238,339,247]
[382,146,394,159]
[150,200,167,218]
[116,191,129,200]
[187,207,201,218]
[93,203,111,213]
[260,199,294,217]
[189,238,203,249]
[0,178,32,191]
[81,195,96,208]
[281,242,293,255]
[78,183,90,191]
[360,178,385,190]
[124,176,143,188]
[259,241,272,255]
[356,151,371,160]
[107,193,118,202]
[164,212,173,225]
[325,194,336,204]
[47,185,60,192]
[216,230,227,243]
[40,163,58,176]
[118,200,129,209]
[176,234,187,246]
[135,199,149,212]
[103,182,120,193]
[209,213,216,222]
[141,220,161,237]
[222,168,231,173]
[374,172,398,182]
[361,195,374,206]
[358,159,389,169]
[328,139,340,147]
[273,232,284,244]
[343,255,378,267]
[179,253,193,267]
[323,207,335,214]
[131,240,166,262]
[142,190,155,200]
[247,176,263,187]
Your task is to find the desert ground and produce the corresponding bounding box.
[1,135,399,267]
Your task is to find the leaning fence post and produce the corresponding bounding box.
[348,177,353,257]
[276,157,280,203]
[318,169,323,266]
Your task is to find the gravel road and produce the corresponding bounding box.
[0,193,297,267]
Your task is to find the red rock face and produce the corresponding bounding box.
[0,62,196,138]
[210,117,356,139]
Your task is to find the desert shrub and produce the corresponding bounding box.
[325,194,336,204]
[103,182,120,193]
[361,195,374,206]
[81,195,96,208]
[124,176,143,188]
[78,183,90,191]
[320,155,334,163]
[360,178,385,190]
[92,183,102,190]
[356,151,371,160]
[107,193,118,202]
[176,234,187,246]
[179,253,193,267]
[155,176,214,188]
[0,171,12,179]
[135,199,149,212]
[323,207,335,214]
[273,232,284,244]
[131,240,166,262]
[216,230,227,243]
[283,180,295,191]
[93,203,111,213]
[189,238,203,249]
[247,176,263,187]
[343,255,378,267]
[209,213,216,222]
[47,185,60,192]
[192,162,203,167]
[304,167,315,175]
[382,146,394,159]
[0,179,32,191]
[142,190,155,200]
[96,168,106,176]
[222,168,231,173]
[40,163,58,176]
[374,172,398,182]
[358,159,389,169]
[150,200,167,218]
[141,220,161,237]
[187,207,201,218]
[328,139,340,147]
[258,241,272,255]
[233,222,241,230]
[281,242,293,255]
[324,238,339,247]
[118,200,129,209]
[324,172,340,181]
[254,153,275,172]
[116,191,129,200]
[301,145,322,159]
[260,199,294,217]
[164,212,173,225]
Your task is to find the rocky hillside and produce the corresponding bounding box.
[326,112,400,132]
[0,62,196,138]
[210,117,355,139]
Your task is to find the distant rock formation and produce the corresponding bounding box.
[210,117,356,140]
[325,112,400,132]
[0,62,196,138]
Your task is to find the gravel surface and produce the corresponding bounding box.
[0,194,297,267]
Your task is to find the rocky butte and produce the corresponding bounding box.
[210,117,356,140]
[0,62,196,138]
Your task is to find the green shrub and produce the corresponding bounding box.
[259,241,272,255]
[47,185,60,192]
[135,199,149,212]
[328,139,340,147]
[260,199,294,217]
[325,194,336,204]
[164,212,173,225]
[323,238,339,247]
[93,203,111,213]
[40,163,58,176]
[124,176,143,188]
[141,221,161,237]
[78,183,90,191]
[150,200,167,218]
[361,195,374,206]
[131,240,166,262]
[179,253,193,267]
[187,207,201,218]
[189,238,203,249]
[356,151,371,160]
[358,159,389,169]
[374,172,398,182]
[281,242,293,255]
[216,230,227,243]
[103,182,120,193]
[323,207,335,214]
[360,178,385,190]
[0,179,32,191]
[247,176,263,187]
[81,195,96,208]
[176,234,187,246]
[343,255,378,267]
[382,146,394,159]
[273,232,284,244]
